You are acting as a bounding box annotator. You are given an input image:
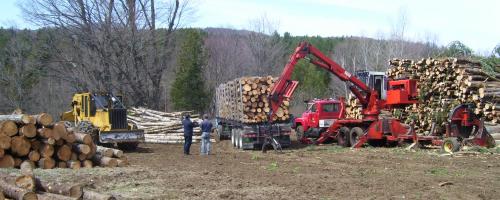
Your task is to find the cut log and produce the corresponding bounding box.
[39,144,54,158]
[11,136,31,157]
[116,159,128,167]
[91,155,117,167]
[0,149,3,158]
[73,133,92,145]
[52,122,67,140]
[19,124,37,138]
[66,160,80,170]
[0,121,18,137]
[0,135,11,150]
[57,162,67,168]
[95,146,114,157]
[82,189,115,200]
[35,179,82,198]
[81,160,93,168]
[20,161,35,177]
[37,158,55,169]
[15,175,36,192]
[73,144,90,155]
[0,114,35,124]
[0,155,15,168]
[63,134,76,144]
[28,151,40,162]
[37,192,78,200]
[34,113,53,127]
[36,128,53,139]
[56,145,72,161]
[0,179,37,200]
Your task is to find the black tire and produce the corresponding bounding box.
[442,137,461,153]
[231,129,236,147]
[117,142,139,151]
[295,125,304,141]
[337,127,350,147]
[349,127,364,147]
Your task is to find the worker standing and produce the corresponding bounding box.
[200,114,213,155]
[182,114,195,155]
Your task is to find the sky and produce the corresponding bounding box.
[1,0,499,53]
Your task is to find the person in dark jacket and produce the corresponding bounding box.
[182,114,195,155]
[200,114,213,155]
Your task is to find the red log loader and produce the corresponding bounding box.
[267,42,495,152]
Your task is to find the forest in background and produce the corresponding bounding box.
[0,0,499,117]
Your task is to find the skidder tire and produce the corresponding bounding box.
[349,127,364,147]
[337,127,350,147]
[442,137,461,153]
[117,142,139,151]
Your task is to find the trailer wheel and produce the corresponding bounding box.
[442,137,461,153]
[231,129,236,147]
[237,129,242,149]
[337,127,350,147]
[349,127,364,147]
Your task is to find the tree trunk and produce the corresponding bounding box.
[0,135,11,150]
[35,179,82,198]
[73,133,92,145]
[66,160,81,170]
[11,136,31,157]
[0,114,35,124]
[34,113,53,127]
[83,189,115,200]
[37,191,78,200]
[19,124,37,138]
[0,121,18,136]
[81,160,93,168]
[73,144,90,155]
[56,145,72,161]
[95,146,114,157]
[20,161,35,177]
[37,158,55,169]
[91,154,117,167]
[0,155,15,168]
[0,179,37,200]
[39,144,54,158]
[15,175,36,192]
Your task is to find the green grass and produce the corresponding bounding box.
[251,153,261,160]
[267,161,279,171]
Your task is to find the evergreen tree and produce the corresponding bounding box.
[170,29,208,112]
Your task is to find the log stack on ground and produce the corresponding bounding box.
[0,112,126,169]
[345,94,363,119]
[0,163,115,200]
[386,57,500,134]
[128,107,210,144]
[215,76,291,123]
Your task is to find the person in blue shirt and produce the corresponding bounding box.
[200,114,213,155]
[182,114,195,155]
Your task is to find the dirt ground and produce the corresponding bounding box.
[3,140,500,200]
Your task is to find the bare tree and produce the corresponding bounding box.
[19,0,193,109]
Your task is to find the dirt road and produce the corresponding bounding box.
[3,141,500,199]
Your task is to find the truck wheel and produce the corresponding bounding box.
[295,125,304,141]
[237,129,243,149]
[442,137,460,153]
[231,129,236,147]
[337,127,350,147]
[349,127,364,147]
[117,142,139,151]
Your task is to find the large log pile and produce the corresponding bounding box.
[345,94,363,119]
[0,113,126,169]
[0,162,115,199]
[386,57,500,134]
[128,108,212,144]
[215,76,290,123]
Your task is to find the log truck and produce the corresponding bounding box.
[62,92,145,150]
[267,41,495,152]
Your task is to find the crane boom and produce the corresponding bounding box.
[268,41,381,122]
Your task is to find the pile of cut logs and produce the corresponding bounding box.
[215,76,290,123]
[0,161,115,200]
[0,113,127,169]
[128,107,212,144]
[385,57,500,135]
[345,94,363,119]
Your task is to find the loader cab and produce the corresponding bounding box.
[294,99,343,135]
[355,70,387,100]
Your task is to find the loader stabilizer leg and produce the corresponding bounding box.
[472,119,496,148]
[351,134,368,148]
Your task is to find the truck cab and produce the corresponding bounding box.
[294,99,344,139]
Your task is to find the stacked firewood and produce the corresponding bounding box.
[386,57,500,134]
[128,107,211,144]
[0,162,115,200]
[216,76,290,123]
[0,113,126,169]
[345,94,363,119]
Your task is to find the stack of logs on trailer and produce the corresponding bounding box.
[385,57,500,136]
[216,76,290,123]
[0,113,127,169]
